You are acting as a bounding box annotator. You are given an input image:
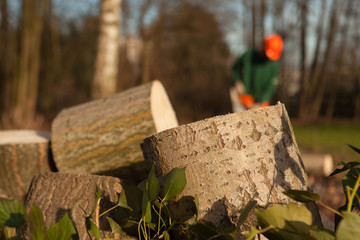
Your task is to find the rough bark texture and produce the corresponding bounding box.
[0,130,51,201]
[23,172,125,240]
[51,81,178,183]
[142,102,322,231]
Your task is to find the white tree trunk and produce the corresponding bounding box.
[92,0,121,99]
[142,102,322,231]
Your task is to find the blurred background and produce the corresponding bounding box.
[1,0,360,161]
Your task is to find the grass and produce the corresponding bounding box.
[292,123,360,165]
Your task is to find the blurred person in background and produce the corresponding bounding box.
[230,34,283,112]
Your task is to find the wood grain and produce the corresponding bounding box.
[0,130,51,201]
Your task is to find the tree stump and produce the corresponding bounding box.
[141,102,322,231]
[51,81,178,183]
[0,130,51,201]
[23,172,127,240]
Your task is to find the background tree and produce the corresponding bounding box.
[91,0,121,99]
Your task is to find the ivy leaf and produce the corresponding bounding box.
[336,212,360,240]
[121,185,142,213]
[147,166,159,202]
[309,225,335,240]
[46,213,78,240]
[141,187,152,224]
[189,223,220,239]
[118,190,133,211]
[255,202,314,240]
[283,190,321,203]
[0,198,25,228]
[106,217,122,233]
[163,230,170,240]
[342,168,360,209]
[346,144,360,155]
[163,167,187,201]
[85,217,101,240]
[245,227,261,240]
[26,205,46,240]
[329,161,360,176]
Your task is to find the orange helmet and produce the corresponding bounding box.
[264,34,283,61]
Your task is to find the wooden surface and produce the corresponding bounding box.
[51,81,178,183]
[23,172,123,240]
[142,102,322,231]
[0,130,51,201]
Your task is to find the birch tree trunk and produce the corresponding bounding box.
[52,81,178,183]
[92,0,121,99]
[142,103,322,231]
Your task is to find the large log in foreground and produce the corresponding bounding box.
[0,130,51,201]
[142,102,322,231]
[51,81,178,182]
[23,172,126,240]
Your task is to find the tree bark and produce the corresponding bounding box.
[142,102,322,231]
[92,0,121,99]
[0,130,51,201]
[23,172,126,240]
[12,0,45,122]
[51,81,178,183]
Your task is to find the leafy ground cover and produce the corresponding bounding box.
[292,123,360,164]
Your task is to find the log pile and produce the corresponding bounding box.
[0,81,324,238]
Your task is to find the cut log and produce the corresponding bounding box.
[141,102,322,231]
[22,172,130,239]
[0,130,51,201]
[302,153,334,176]
[51,81,178,183]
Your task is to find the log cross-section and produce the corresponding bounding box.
[51,81,178,182]
[0,130,51,201]
[141,102,322,231]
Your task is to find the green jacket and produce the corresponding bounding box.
[232,50,279,103]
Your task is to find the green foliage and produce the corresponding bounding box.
[0,201,79,240]
[244,144,360,240]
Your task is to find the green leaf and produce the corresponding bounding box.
[85,217,101,240]
[342,168,360,209]
[46,213,78,240]
[336,212,360,240]
[163,167,187,201]
[141,188,152,224]
[26,205,46,240]
[309,225,335,240]
[346,144,360,155]
[106,217,123,234]
[283,190,321,203]
[118,190,133,211]
[121,185,142,213]
[0,198,25,228]
[193,195,200,222]
[237,200,257,228]
[147,166,159,202]
[163,230,170,240]
[329,162,360,176]
[245,227,260,240]
[255,202,314,240]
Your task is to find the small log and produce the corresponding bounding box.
[0,130,51,201]
[142,102,322,231]
[51,81,178,183]
[302,153,334,176]
[23,172,128,239]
